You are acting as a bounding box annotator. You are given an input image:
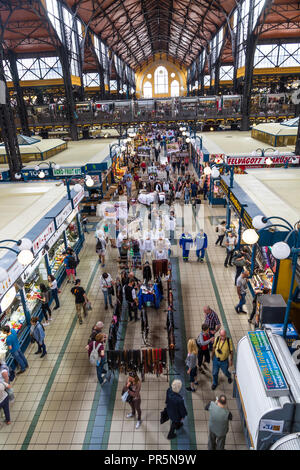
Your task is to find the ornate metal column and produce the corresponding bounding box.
[0,58,22,178]
[7,50,30,136]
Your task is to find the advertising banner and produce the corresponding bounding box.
[226,155,300,167]
[248,331,289,397]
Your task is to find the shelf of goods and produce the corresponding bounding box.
[48,237,66,277]
[24,257,48,316]
[66,220,79,249]
[0,293,26,356]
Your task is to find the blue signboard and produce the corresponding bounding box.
[248,330,289,397]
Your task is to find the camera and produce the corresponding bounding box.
[217,349,223,355]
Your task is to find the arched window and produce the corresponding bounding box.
[154,66,168,94]
[143,81,153,98]
[170,79,180,97]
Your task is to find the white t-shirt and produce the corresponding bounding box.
[100,274,113,291]
[226,236,236,251]
[50,279,57,290]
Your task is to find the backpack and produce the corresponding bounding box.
[89,341,101,366]
[96,238,102,251]
[68,255,77,269]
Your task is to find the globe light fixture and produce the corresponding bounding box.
[38,170,45,179]
[18,238,33,251]
[0,286,16,312]
[186,138,191,143]
[252,215,268,230]
[34,165,40,171]
[74,183,83,193]
[0,266,8,282]
[147,73,152,79]
[179,127,184,132]
[171,72,175,78]
[182,131,186,136]
[242,229,259,245]
[17,249,34,265]
[204,166,212,176]
[85,177,94,187]
[210,127,214,132]
[211,168,220,179]
[14,173,22,180]
[266,157,273,165]
[271,241,291,260]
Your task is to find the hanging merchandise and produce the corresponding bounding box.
[152,259,169,277]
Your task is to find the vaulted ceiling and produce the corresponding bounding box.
[65,0,237,68]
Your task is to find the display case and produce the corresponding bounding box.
[24,257,49,316]
[48,235,66,277]
[0,288,27,356]
[66,217,80,249]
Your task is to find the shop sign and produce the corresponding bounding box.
[229,191,242,217]
[226,156,300,167]
[243,209,253,229]
[32,221,55,255]
[46,223,67,251]
[248,331,289,397]
[219,178,229,196]
[53,167,82,177]
[259,419,284,434]
[72,187,84,207]
[55,202,72,228]
[66,207,79,224]
[21,250,44,282]
[22,169,51,179]
[0,261,24,298]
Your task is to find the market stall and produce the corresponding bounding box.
[0,189,85,365]
[234,329,300,450]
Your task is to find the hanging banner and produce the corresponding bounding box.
[72,187,85,208]
[226,156,300,167]
[32,221,55,255]
[53,167,82,177]
[55,202,73,229]
[248,331,289,397]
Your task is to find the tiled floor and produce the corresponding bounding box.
[0,165,253,450]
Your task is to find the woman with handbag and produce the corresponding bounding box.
[0,359,14,403]
[123,372,142,429]
[100,272,114,310]
[48,274,60,310]
[35,284,52,326]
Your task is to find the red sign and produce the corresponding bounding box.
[226,156,300,167]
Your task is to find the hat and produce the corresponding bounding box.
[96,321,104,329]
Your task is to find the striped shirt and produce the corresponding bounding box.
[205,310,221,332]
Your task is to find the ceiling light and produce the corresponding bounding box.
[171,73,175,78]
[211,168,220,179]
[38,170,45,179]
[242,229,259,245]
[18,238,33,251]
[252,215,268,230]
[14,173,22,180]
[147,73,152,79]
[74,183,83,193]
[271,242,291,260]
[17,249,34,265]
[85,177,94,187]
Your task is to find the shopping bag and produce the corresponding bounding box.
[85,301,92,311]
[121,391,129,402]
[160,408,169,424]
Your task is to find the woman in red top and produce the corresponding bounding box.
[141,161,147,173]
[196,324,214,373]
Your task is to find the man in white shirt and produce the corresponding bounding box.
[224,232,237,267]
[215,221,226,246]
[116,230,127,256]
[164,210,176,242]
[141,234,155,263]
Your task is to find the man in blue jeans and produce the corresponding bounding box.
[235,270,249,314]
[2,325,28,374]
[211,330,233,390]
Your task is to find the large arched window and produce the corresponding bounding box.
[170,79,180,97]
[143,81,153,98]
[154,66,168,94]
